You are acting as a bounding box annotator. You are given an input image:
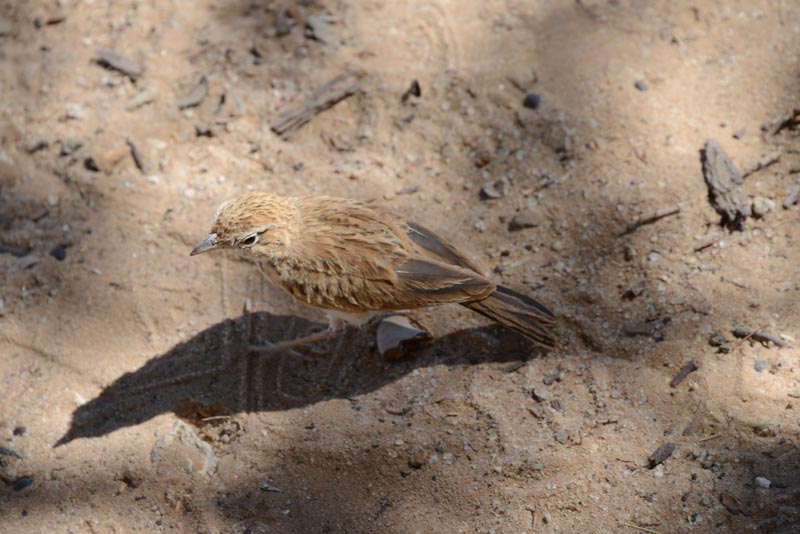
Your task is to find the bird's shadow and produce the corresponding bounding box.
[56,311,545,446]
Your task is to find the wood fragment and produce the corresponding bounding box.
[126,138,146,174]
[271,70,362,136]
[733,327,786,347]
[670,360,699,387]
[742,152,780,177]
[647,442,675,468]
[699,433,721,442]
[622,523,661,534]
[701,139,750,229]
[619,205,680,236]
[783,184,800,209]
[178,75,208,109]
[95,49,142,79]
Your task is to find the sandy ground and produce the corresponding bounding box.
[1,0,800,532]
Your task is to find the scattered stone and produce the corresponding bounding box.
[178,76,209,109]
[647,442,675,468]
[0,18,11,36]
[12,476,33,492]
[50,245,67,261]
[554,429,568,444]
[531,388,549,402]
[753,360,767,373]
[480,176,509,199]
[542,371,564,385]
[377,315,431,358]
[95,49,142,80]
[709,331,731,353]
[624,245,637,262]
[26,139,48,153]
[125,88,157,111]
[507,65,537,91]
[782,184,800,209]
[194,122,214,137]
[622,281,646,300]
[60,138,84,156]
[12,426,27,437]
[305,13,335,44]
[751,196,774,218]
[754,476,771,489]
[648,251,662,263]
[701,139,750,229]
[151,421,218,477]
[523,93,541,110]
[732,126,746,139]
[120,469,142,489]
[92,144,129,172]
[400,80,421,103]
[508,206,543,231]
[634,80,649,91]
[408,448,427,469]
[16,255,40,269]
[47,194,59,206]
[64,103,86,120]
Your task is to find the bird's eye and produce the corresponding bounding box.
[240,235,258,246]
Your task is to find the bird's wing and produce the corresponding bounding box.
[405,221,485,274]
[276,197,494,312]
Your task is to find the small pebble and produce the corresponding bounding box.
[508,206,542,231]
[523,93,541,110]
[13,426,27,437]
[634,80,649,91]
[26,139,48,153]
[782,182,800,209]
[0,18,11,36]
[555,429,568,444]
[95,49,142,79]
[753,360,766,373]
[751,197,774,218]
[755,476,771,488]
[60,138,84,156]
[12,476,33,492]
[50,245,67,261]
[732,126,746,139]
[480,177,509,199]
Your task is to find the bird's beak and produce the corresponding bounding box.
[190,233,219,255]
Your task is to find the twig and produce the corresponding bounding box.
[622,522,661,534]
[126,138,146,174]
[733,327,786,347]
[670,360,699,388]
[271,70,363,136]
[619,206,680,236]
[699,433,721,442]
[743,152,781,177]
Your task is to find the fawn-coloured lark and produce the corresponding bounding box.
[191,192,556,350]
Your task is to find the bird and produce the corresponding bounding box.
[191,192,557,352]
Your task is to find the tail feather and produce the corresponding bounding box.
[462,285,556,349]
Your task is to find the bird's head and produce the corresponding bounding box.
[191,192,297,259]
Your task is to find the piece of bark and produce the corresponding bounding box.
[701,139,750,229]
[647,442,675,468]
[670,360,699,387]
[271,70,362,136]
[95,49,142,80]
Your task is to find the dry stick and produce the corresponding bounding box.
[622,522,661,534]
[619,206,680,236]
[699,433,721,442]
[670,360,699,388]
[732,324,768,350]
[126,138,146,174]
[271,70,363,136]
[733,327,787,347]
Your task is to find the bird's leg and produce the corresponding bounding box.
[244,328,335,354]
[245,315,347,354]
